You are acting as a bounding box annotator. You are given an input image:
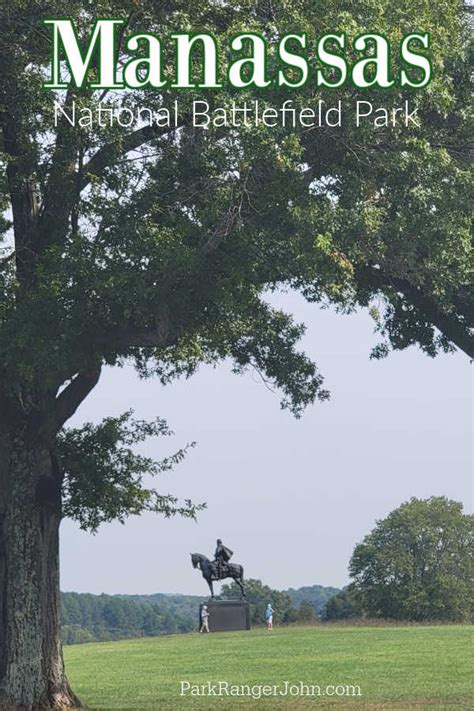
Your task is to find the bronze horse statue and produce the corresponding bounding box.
[191,553,246,599]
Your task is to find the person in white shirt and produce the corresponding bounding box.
[200,605,210,633]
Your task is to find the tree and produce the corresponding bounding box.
[0,1,472,708]
[349,497,474,622]
[297,600,318,624]
[324,585,363,621]
[221,579,295,625]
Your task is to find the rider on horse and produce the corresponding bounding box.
[191,544,245,599]
[213,539,233,579]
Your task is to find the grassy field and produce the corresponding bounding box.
[64,625,473,710]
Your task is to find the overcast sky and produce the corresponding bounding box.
[60,291,472,596]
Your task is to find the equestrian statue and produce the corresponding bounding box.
[191,539,246,599]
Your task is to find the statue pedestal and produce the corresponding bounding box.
[200,600,251,632]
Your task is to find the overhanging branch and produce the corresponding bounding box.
[360,266,474,358]
[54,365,102,430]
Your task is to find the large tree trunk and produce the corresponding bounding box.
[0,425,80,710]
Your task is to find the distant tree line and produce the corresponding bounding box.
[286,585,340,614]
[61,592,200,644]
[60,584,339,644]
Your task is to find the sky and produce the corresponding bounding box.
[60,291,472,596]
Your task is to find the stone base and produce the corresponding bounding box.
[199,600,251,632]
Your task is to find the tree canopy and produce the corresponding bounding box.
[58,411,201,531]
[323,585,363,621]
[349,497,474,622]
[0,0,472,530]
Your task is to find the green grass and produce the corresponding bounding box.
[64,625,473,710]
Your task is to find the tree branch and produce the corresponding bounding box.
[80,119,189,191]
[0,250,15,268]
[202,204,242,255]
[54,365,102,430]
[112,314,176,351]
[361,266,474,358]
[202,169,249,254]
[0,69,40,281]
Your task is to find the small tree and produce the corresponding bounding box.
[221,579,295,625]
[324,585,362,621]
[297,600,318,624]
[349,497,474,622]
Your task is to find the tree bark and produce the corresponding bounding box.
[0,424,80,710]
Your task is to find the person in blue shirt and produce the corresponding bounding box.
[265,603,274,630]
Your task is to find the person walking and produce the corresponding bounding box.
[200,605,210,633]
[265,603,274,630]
